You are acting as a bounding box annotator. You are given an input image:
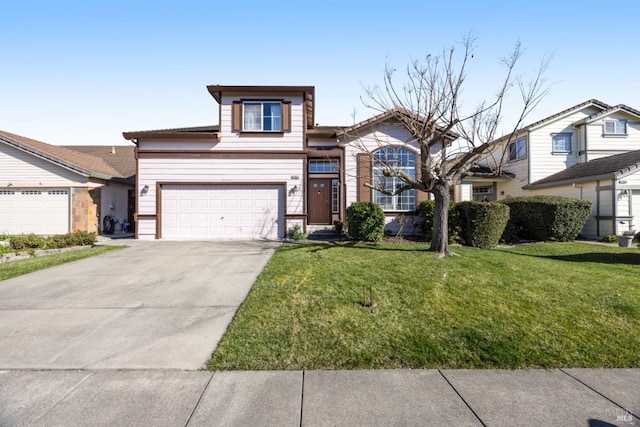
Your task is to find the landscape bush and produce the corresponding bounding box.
[346,202,385,242]
[416,199,461,243]
[456,201,510,249]
[500,195,592,242]
[10,231,96,251]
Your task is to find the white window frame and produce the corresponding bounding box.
[552,133,572,153]
[243,101,282,132]
[508,137,527,162]
[372,147,417,212]
[604,119,627,135]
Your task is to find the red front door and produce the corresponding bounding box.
[308,178,331,224]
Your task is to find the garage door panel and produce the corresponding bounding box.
[0,189,69,235]
[162,184,283,239]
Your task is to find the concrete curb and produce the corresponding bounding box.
[0,245,92,264]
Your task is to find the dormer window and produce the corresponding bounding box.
[604,119,627,135]
[243,101,282,132]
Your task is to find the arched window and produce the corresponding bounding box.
[373,147,416,211]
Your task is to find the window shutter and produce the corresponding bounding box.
[282,101,291,133]
[357,153,372,202]
[232,101,242,132]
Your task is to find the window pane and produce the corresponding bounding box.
[605,121,616,134]
[244,103,261,131]
[372,147,416,211]
[263,102,282,131]
[553,134,571,152]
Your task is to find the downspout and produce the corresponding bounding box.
[613,178,619,235]
[526,130,532,185]
[596,180,600,236]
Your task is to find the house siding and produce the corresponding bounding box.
[217,95,305,150]
[0,142,90,186]
[343,124,422,208]
[584,114,640,160]
[528,109,597,183]
[136,157,304,238]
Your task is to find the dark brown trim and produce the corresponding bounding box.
[303,157,308,219]
[306,148,343,157]
[237,132,285,136]
[135,147,140,239]
[156,182,162,239]
[155,181,289,239]
[124,132,219,141]
[232,101,242,132]
[137,151,307,160]
[136,214,158,219]
[207,85,315,103]
[357,153,372,203]
[282,101,291,133]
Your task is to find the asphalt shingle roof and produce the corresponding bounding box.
[526,150,640,188]
[0,130,133,180]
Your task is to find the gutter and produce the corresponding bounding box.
[523,173,616,190]
[0,138,91,178]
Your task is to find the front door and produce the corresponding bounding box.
[308,178,331,224]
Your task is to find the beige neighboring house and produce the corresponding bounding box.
[457,100,640,237]
[0,130,135,235]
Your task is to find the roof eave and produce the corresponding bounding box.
[122,131,219,141]
[0,138,91,178]
[523,173,616,190]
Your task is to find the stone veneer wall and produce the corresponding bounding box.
[71,187,100,233]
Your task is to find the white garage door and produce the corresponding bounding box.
[0,189,70,235]
[162,184,284,239]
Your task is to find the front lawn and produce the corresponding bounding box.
[0,246,126,281]
[208,242,640,370]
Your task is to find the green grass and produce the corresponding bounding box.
[0,246,126,281]
[208,242,640,370]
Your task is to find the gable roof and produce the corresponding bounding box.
[524,150,640,189]
[490,99,611,146]
[578,104,640,124]
[122,125,219,141]
[0,130,125,180]
[336,108,459,142]
[63,145,136,181]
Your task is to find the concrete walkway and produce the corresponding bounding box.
[1,368,638,426]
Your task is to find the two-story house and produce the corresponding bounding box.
[123,85,433,240]
[457,100,640,237]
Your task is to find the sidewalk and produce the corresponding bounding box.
[1,368,638,426]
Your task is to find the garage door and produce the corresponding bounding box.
[162,184,284,239]
[0,189,70,235]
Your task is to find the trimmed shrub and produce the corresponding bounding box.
[10,233,46,250]
[10,231,96,251]
[456,201,510,249]
[417,199,460,243]
[501,195,592,242]
[346,202,385,242]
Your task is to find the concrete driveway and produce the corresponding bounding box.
[0,240,279,370]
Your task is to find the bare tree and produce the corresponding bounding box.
[350,34,550,256]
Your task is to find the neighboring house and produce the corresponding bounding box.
[0,130,135,235]
[123,85,436,240]
[458,100,640,237]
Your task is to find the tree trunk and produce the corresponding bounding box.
[430,182,450,256]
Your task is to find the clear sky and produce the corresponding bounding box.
[2,0,639,146]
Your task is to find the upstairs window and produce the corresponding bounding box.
[552,133,572,153]
[604,119,627,135]
[508,137,527,161]
[243,101,282,132]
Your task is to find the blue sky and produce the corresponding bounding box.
[2,0,639,145]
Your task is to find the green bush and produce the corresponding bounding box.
[456,201,510,249]
[10,231,96,251]
[416,199,461,243]
[287,225,306,241]
[501,195,592,242]
[10,233,46,250]
[346,202,385,242]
